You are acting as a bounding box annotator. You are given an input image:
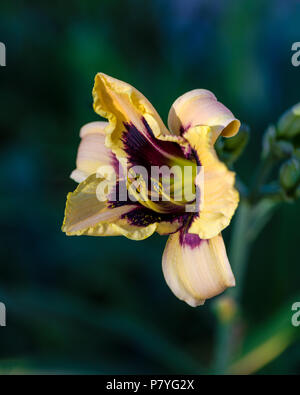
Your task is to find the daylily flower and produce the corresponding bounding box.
[62,73,241,307]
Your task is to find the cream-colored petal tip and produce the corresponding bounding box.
[70,169,88,183]
[222,119,241,138]
[185,297,206,308]
[162,233,235,307]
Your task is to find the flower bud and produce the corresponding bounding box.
[294,148,300,160]
[271,140,294,159]
[263,125,294,159]
[277,103,300,139]
[279,158,300,192]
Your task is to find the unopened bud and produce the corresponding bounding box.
[294,148,300,161]
[279,158,300,191]
[277,103,300,139]
[262,124,294,159]
[272,140,294,159]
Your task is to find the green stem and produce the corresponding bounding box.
[214,320,232,374]
[213,200,250,373]
[213,153,279,374]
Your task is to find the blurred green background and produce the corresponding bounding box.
[0,0,300,374]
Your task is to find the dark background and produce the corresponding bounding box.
[0,0,299,374]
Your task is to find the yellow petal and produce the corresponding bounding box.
[183,126,239,239]
[92,73,178,160]
[111,221,157,241]
[71,121,114,183]
[156,219,182,235]
[162,231,235,307]
[168,89,240,144]
[62,174,157,240]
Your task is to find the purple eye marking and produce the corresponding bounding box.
[179,229,204,249]
[122,117,186,168]
[179,123,191,136]
[122,207,188,229]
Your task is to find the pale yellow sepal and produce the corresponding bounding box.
[79,121,108,137]
[162,232,235,307]
[71,121,113,183]
[183,126,239,239]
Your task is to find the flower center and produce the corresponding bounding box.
[127,157,198,214]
